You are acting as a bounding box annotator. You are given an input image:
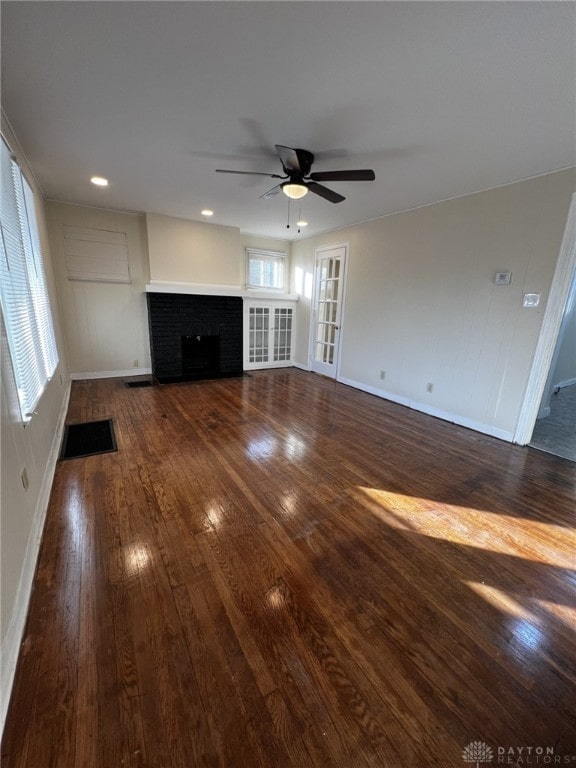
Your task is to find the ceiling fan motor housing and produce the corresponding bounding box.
[283,148,314,177]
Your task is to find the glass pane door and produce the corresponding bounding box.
[312,245,346,378]
[249,306,270,363]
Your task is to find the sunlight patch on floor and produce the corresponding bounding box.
[467,582,551,651]
[466,581,540,623]
[533,598,576,628]
[356,486,576,569]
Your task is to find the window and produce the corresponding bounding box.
[0,137,58,422]
[246,248,286,291]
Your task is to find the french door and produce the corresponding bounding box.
[311,244,347,378]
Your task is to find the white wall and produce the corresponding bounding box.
[146,213,292,291]
[292,169,575,439]
[147,213,241,286]
[48,202,151,377]
[47,207,293,378]
[1,118,70,731]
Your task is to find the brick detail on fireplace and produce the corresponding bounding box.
[147,293,243,382]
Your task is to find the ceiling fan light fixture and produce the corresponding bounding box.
[282,182,308,200]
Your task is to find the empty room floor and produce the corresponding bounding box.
[2,369,575,767]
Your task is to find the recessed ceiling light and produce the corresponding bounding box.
[90,176,109,187]
[201,209,214,217]
[296,220,308,227]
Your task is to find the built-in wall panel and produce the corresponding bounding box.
[291,169,575,439]
[48,202,151,377]
[0,119,70,732]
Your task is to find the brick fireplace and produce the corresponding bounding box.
[146,292,243,383]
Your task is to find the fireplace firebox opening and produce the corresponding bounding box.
[181,334,220,379]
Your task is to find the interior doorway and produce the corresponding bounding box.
[529,268,576,461]
[514,194,576,452]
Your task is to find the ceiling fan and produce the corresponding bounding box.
[216,145,375,204]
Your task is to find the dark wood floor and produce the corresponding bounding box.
[3,369,576,767]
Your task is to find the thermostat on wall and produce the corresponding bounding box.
[494,271,512,285]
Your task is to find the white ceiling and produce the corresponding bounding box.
[2,1,574,241]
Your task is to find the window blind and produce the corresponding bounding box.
[0,137,58,421]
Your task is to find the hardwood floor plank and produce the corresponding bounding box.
[2,369,575,766]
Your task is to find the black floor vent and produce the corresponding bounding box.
[125,380,153,388]
[60,419,117,460]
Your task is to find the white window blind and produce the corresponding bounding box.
[246,249,286,290]
[0,138,59,422]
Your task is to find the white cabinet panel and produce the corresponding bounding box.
[244,300,296,369]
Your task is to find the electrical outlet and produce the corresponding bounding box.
[426,382,434,393]
[21,468,29,491]
[379,370,386,381]
[133,359,139,368]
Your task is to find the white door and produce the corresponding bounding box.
[311,244,347,378]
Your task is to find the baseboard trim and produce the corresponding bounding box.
[337,375,514,443]
[293,362,312,372]
[70,367,152,380]
[244,361,294,372]
[556,377,576,390]
[0,379,71,735]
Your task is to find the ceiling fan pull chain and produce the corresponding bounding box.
[286,196,291,229]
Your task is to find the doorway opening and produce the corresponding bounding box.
[514,194,576,459]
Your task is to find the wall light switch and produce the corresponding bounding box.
[522,293,541,308]
[495,271,512,285]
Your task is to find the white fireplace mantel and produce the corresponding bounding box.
[145,281,298,302]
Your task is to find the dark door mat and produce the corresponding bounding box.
[60,419,117,460]
[125,380,153,388]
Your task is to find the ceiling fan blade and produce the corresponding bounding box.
[275,145,301,173]
[216,169,283,178]
[309,169,375,182]
[307,182,345,204]
[260,184,283,200]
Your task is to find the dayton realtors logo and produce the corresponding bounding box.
[462,742,576,765]
[462,742,494,767]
